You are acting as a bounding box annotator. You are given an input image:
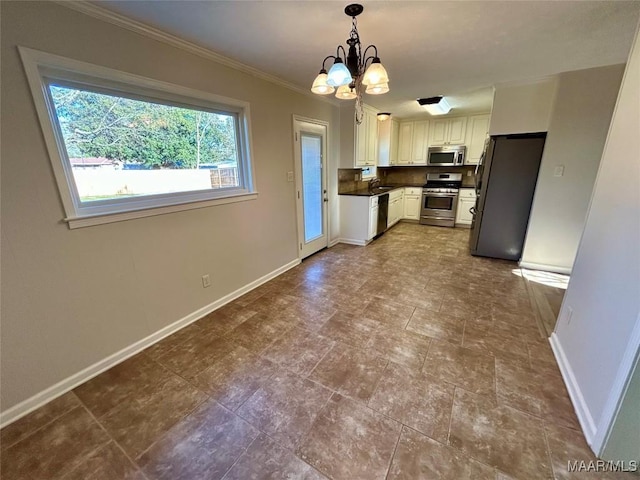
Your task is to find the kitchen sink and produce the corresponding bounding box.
[374,186,394,190]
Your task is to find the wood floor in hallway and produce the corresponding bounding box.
[2,223,630,480]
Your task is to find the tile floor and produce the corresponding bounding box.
[1,224,633,479]
[521,269,569,337]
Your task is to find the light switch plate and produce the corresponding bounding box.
[554,165,565,177]
[287,171,294,182]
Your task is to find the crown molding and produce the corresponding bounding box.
[54,1,338,106]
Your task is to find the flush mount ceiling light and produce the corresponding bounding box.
[311,3,390,125]
[377,112,391,121]
[418,96,452,115]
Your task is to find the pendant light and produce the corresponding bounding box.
[310,4,390,125]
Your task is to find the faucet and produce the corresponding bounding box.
[368,178,381,192]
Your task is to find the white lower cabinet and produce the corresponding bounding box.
[403,187,422,220]
[340,194,380,245]
[368,198,379,240]
[387,188,404,228]
[456,188,476,226]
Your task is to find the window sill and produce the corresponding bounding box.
[64,192,258,229]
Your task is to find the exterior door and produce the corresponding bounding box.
[294,118,328,259]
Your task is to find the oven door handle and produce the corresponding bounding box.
[422,193,459,198]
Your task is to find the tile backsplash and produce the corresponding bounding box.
[339,166,477,193]
[338,168,371,194]
[378,166,477,188]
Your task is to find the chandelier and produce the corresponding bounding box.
[310,3,390,125]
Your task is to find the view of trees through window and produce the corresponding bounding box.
[49,84,240,202]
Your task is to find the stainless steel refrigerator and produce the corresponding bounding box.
[469,133,546,261]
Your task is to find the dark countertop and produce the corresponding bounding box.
[339,182,476,196]
[339,183,423,196]
[339,189,392,197]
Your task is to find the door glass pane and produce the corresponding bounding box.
[301,134,323,243]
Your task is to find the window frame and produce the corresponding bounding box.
[19,46,257,229]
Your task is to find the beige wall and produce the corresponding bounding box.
[0,2,340,412]
[489,78,557,135]
[552,24,639,451]
[521,65,624,273]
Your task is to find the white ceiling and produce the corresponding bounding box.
[93,1,640,119]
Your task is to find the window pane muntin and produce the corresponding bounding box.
[45,82,246,207]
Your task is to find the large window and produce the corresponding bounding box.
[20,47,255,228]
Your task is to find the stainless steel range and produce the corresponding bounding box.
[420,173,462,227]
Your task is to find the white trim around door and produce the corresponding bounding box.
[293,116,329,260]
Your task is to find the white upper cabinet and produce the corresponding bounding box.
[428,117,467,146]
[464,114,490,165]
[397,122,414,164]
[377,118,400,166]
[429,119,448,146]
[355,105,379,167]
[396,120,429,165]
[394,113,490,166]
[367,110,378,164]
[389,119,400,165]
[448,117,467,144]
[411,120,429,163]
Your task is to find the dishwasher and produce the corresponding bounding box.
[376,193,389,236]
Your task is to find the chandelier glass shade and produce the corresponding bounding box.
[365,82,389,95]
[311,70,335,95]
[310,4,389,124]
[361,60,389,86]
[335,84,357,99]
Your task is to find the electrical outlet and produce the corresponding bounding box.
[202,274,211,288]
[287,171,294,182]
[354,173,359,181]
[566,306,573,325]
[554,165,565,177]
[467,170,473,176]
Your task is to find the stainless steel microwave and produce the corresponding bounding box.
[427,145,466,166]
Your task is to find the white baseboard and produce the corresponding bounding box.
[549,333,598,444]
[0,258,300,429]
[519,261,572,275]
[328,238,341,248]
[337,238,367,246]
[591,313,640,455]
